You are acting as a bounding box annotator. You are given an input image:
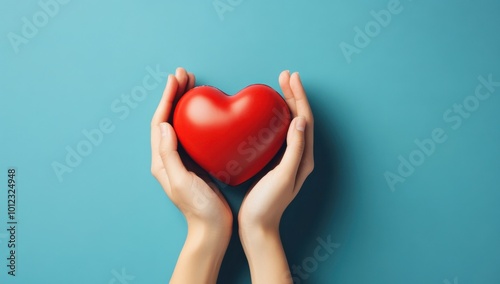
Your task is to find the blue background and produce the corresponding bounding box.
[1,0,500,283]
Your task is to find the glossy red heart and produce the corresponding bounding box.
[173,84,291,186]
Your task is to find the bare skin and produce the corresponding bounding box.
[151,68,314,284]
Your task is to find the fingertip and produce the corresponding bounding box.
[174,69,180,82]
[290,72,308,101]
[160,123,168,137]
[175,68,188,81]
[279,70,290,85]
[159,123,177,146]
[295,116,306,132]
[290,71,301,84]
[166,74,177,87]
[167,123,177,139]
[187,72,196,90]
[167,75,180,101]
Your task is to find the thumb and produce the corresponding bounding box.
[278,116,306,178]
[159,123,189,189]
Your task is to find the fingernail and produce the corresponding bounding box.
[295,117,305,132]
[160,123,168,137]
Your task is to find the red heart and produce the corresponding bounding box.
[173,84,291,186]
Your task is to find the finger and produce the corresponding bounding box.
[151,74,179,127]
[151,75,179,175]
[289,72,314,187]
[289,72,312,121]
[159,123,191,192]
[277,117,306,188]
[175,67,189,99]
[279,70,298,116]
[295,143,314,191]
[187,72,196,91]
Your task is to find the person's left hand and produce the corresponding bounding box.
[238,71,315,284]
[238,70,314,233]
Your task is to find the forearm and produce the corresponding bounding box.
[170,223,230,284]
[240,227,292,284]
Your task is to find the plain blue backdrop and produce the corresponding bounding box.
[1,0,500,283]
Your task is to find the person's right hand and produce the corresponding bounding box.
[150,68,232,284]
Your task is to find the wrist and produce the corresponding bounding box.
[238,213,280,243]
[187,220,232,252]
[238,225,291,284]
[239,223,280,250]
[171,222,231,284]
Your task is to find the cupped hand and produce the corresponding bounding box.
[150,67,232,233]
[238,70,314,234]
[152,69,233,284]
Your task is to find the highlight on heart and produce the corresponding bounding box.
[173,84,291,186]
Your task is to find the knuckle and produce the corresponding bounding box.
[150,166,158,177]
[159,148,169,161]
[169,179,180,190]
[150,118,158,128]
[170,176,186,191]
[296,137,306,151]
[305,159,314,174]
[307,113,314,125]
[308,162,315,173]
